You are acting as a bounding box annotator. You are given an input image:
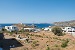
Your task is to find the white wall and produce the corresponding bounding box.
[62,27,75,34]
[44,27,52,31]
[24,28,35,32]
[5,26,18,32]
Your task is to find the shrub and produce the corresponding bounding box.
[61,39,69,48]
[61,42,67,48]
[31,41,39,47]
[0,31,3,33]
[33,41,37,44]
[30,34,34,36]
[8,32,13,35]
[52,26,62,36]
[51,47,60,50]
[31,43,35,47]
[23,48,28,50]
[25,32,30,36]
[19,29,25,32]
[26,39,29,43]
[54,44,59,47]
[8,31,18,35]
[35,35,42,37]
[46,47,50,50]
[46,36,48,38]
[2,28,7,31]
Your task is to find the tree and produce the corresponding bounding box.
[52,26,62,36]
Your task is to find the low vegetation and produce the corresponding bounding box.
[2,28,7,32]
[26,39,29,43]
[52,26,63,36]
[19,29,25,32]
[46,47,50,50]
[1,27,75,50]
[31,41,39,47]
[54,44,59,47]
[61,39,69,48]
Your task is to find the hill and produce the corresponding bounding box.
[2,31,75,50]
[54,20,75,27]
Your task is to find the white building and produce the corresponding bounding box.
[5,26,18,32]
[44,27,52,31]
[34,29,41,33]
[62,27,75,34]
[24,28,36,32]
[24,28,40,32]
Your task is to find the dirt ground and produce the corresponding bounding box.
[2,31,75,50]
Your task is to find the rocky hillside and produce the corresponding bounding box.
[4,31,75,50]
[54,20,75,27]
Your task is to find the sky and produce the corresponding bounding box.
[0,0,75,23]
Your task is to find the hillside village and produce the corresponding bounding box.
[0,23,75,50]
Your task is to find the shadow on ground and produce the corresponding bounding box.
[0,33,23,50]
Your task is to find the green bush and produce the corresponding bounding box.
[33,41,37,44]
[54,44,59,47]
[35,35,43,37]
[46,47,50,50]
[19,29,25,32]
[61,39,69,48]
[31,43,35,47]
[2,28,7,31]
[52,26,62,36]
[26,39,29,43]
[31,41,38,47]
[8,32,13,35]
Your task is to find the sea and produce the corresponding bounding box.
[0,23,54,28]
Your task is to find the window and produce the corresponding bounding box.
[8,27,9,29]
[12,27,16,29]
[68,28,70,29]
[68,31,72,32]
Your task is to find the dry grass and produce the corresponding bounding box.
[3,31,75,50]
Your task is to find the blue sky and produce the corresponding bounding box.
[0,0,75,23]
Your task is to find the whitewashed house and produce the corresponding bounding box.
[44,27,52,31]
[62,27,75,36]
[5,26,18,32]
[24,28,41,32]
[24,28,36,32]
[34,29,41,32]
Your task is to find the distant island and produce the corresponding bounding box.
[54,20,75,27]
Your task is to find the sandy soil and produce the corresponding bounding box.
[2,31,75,50]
